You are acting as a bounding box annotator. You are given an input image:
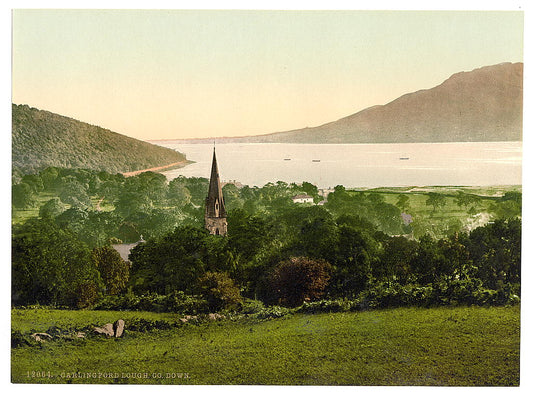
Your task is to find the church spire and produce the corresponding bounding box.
[205,147,227,235]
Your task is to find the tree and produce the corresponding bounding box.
[454,191,481,209]
[267,257,332,307]
[39,166,60,191]
[301,181,319,202]
[167,179,192,207]
[129,226,211,294]
[489,192,521,219]
[12,182,37,208]
[227,209,268,262]
[12,219,102,307]
[124,171,168,205]
[58,176,92,208]
[114,191,152,217]
[55,207,90,235]
[371,202,403,235]
[222,183,243,211]
[396,194,410,211]
[39,198,66,219]
[426,192,446,213]
[181,176,209,205]
[92,246,130,295]
[196,271,242,311]
[411,234,440,284]
[467,219,521,289]
[376,236,418,284]
[21,174,44,194]
[331,224,373,296]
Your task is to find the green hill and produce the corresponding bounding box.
[12,104,187,175]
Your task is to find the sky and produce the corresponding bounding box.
[11,7,524,141]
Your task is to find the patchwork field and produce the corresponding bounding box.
[11,305,520,385]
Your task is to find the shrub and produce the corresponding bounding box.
[197,272,242,312]
[296,299,354,314]
[92,246,130,295]
[76,281,100,309]
[268,257,332,307]
[240,299,265,314]
[93,291,209,314]
[255,305,293,319]
[354,279,520,310]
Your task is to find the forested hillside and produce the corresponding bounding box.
[12,104,187,176]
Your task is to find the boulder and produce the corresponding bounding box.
[93,323,114,337]
[31,333,53,342]
[113,319,125,338]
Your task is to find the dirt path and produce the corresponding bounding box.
[122,161,189,177]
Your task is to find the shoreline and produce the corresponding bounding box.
[122,160,192,177]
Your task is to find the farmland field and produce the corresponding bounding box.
[11,305,520,385]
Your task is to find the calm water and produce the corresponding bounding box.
[155,141,522,189]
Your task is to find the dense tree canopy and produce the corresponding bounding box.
[11,167,522,310]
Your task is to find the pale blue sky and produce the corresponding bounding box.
[12,9,523,140]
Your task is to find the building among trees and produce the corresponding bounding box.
[292,194,314,204]
[205,147,227,236]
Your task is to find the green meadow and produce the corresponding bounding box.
[356,185,521,238]
[11,305,520,386]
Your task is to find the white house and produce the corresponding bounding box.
[292,194,314,204]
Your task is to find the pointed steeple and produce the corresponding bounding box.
[206,147,226,218]
[205,147,227,236]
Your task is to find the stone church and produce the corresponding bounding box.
[205,148,227,236]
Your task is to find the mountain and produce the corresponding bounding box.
[216,62,523,144]
[12,104,188,175]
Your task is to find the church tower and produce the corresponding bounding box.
[205,147,227,236]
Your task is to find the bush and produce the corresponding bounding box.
[240,299,265,314]
[296,299,354,314]
[354,280,521,310]
[196,272,242,312]
[93,291,209,314]
[76,281,100,309]
[255,305,293,319]
[267,257,332,307]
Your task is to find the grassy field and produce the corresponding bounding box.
[353,185,521,238]
[11,305,520,385]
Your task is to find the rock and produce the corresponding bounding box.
[93,323,114,337]
[208,313,225,321]
[179,318,188,323]
[76,332,86,338]
[113,319,125,338]
[31,332,53,342]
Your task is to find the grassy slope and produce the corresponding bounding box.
[11,306,520,385]
[350,185,521,238]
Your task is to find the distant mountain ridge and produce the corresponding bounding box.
[12,104,187,175]
[188,62,522,144]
